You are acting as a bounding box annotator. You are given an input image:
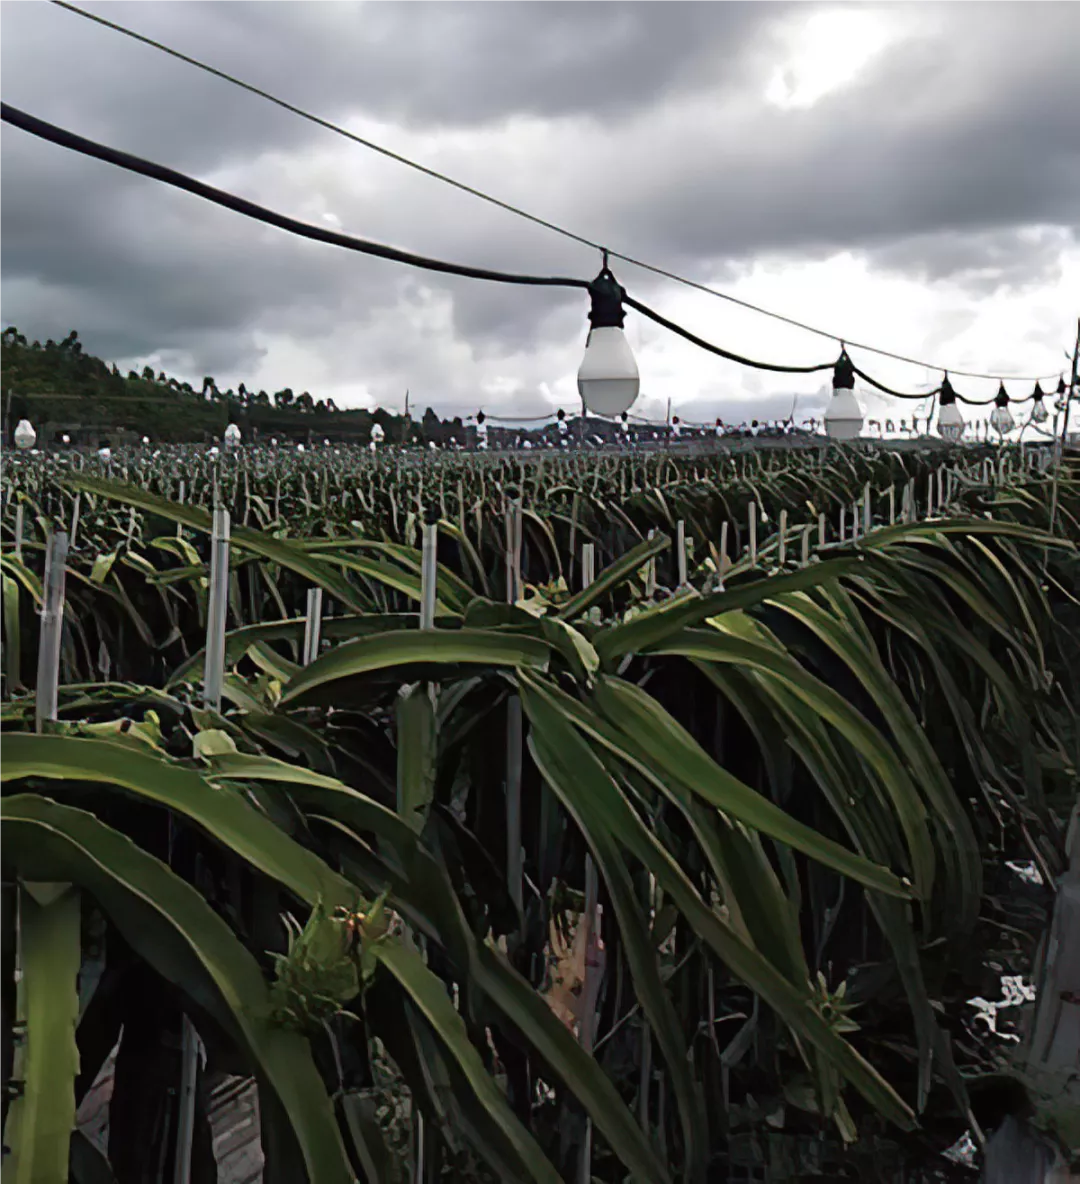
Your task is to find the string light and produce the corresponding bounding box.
[1031,382,1049,425]
[989,383,1015,435]
[13,419,36,450]
[824,352,864,440]
[936,375,964,441]
[0,99,1060,430]
[47,0,1064,385]
[577,265,640,417]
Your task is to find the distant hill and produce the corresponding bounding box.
[0,326,462,446]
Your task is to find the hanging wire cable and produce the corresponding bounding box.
[0,104,589,292]
[849,360,942,401]
[0,103,839,382]
[623,295,832,374]
[45,0,1067,384]
[0,101,1047,409]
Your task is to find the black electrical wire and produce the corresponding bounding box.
[0,101,833,376]
[623,295,832,375]
[46,0,1068,385]
[848,360,1036,405]
[849,361,939,401]
[0,101,1051,412]
[0,103,589,293]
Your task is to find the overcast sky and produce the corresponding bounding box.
[2,1,1078,429]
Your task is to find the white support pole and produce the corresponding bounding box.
[415,517,441,1175]
[69,493,81,551]
[173,1016,202,1184]
[505,502,524,919]
[801,524,811,566]
[748,501,757,565]
[14,502,24,562]
[578,545,602,1184]
[302,588,324,666]
[582,542,596,590]
[818,512,826,550]
[839,506,846,542]
[778,509,787,566]
[420,520,439,632]
[35,531,68,732]
[578,894,603,1184]
[645,528,657,598]
[863,483,872,535]
[177,480,186,539]
[202,506,231,713]
[505,500,523,608]
[719,521,729,587]
[676,520,688,587]
[888,485,896,525]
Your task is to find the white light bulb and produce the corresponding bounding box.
[224,423,242,447]
[13,420,36,450]
[824,385,864,441]
[577,326,640,417]
[937,403,965,441]
[142,435,150,445]
[1031,399,1049,425]
[990,406,1014,434]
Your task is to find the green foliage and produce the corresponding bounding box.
[267,898,367,1033]
[1,436,1077,1181]
[3,884,81,1184]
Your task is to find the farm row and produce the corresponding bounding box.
[2,442,1078,1182]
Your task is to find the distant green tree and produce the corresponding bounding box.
[0,328,420,444]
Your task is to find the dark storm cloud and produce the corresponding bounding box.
[597,4,1080,280]
[0,119,419,371]
[0,2,788,164]
[1,1,1077,398]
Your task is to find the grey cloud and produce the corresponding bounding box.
[0,2,790,167]
[0,114,425,371]
[2,1,1076,411]
[866,227,1073,295]
[594,4,1080,272]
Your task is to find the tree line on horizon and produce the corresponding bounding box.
[0,327,481,445]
